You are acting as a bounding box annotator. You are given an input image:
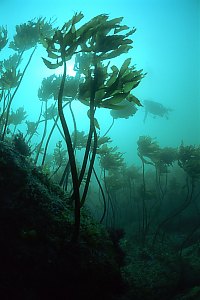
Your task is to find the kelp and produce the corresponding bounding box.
[42,13,144,241]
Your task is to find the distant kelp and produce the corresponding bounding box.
[135,136,200,247]
[178,143,200,180]
[9,18,55,52]
[0,18,56,141]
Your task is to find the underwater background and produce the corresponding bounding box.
[0,0,200,299]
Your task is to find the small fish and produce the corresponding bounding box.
[143,100,172,123]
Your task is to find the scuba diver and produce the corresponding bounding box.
[143,100,172,123]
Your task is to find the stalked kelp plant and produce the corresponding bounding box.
[137,136,179,244]
[41,13,144,241]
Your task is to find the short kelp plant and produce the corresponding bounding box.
[42,13,145,241]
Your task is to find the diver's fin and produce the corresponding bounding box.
[143,110,148,123]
